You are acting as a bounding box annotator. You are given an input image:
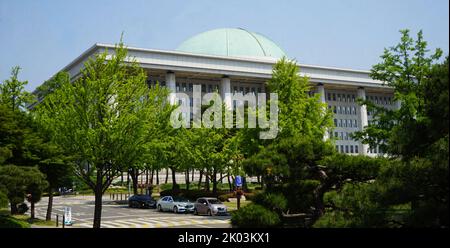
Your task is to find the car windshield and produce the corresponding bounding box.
[173,196,189,202]
[208,199,221,204]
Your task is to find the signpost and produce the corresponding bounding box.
[235,176,243,210]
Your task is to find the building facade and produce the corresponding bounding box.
[45,28,395,156]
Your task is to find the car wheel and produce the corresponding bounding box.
[157,205,162,212]
[207,209,212,216]
[128,201,133,208]
[173,206,178,213]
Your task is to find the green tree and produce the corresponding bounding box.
[351,30,449,227]
[235,58,335,226]
[0,66,35,112]
[35,41,168,228]
[0,165,47,215]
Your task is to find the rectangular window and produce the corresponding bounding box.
[340,145,344,153]
[345,145,349,153]
[349,120,352,128]
[355,145,359,153]
[350,145,354,153]
[188,83,193,92]
[333,93,336,101]
[354,119,357,128]
[176,83,180,91]
[334,132,338,138]
[334,119,337,127]
[352,94,355,102]
[328,93,332,101]
[337,94,341,101]
[233,86,238,93]
[336,145,339,152]
[257,87,261,93]
[333,106,337,114]
[202,84,206,93]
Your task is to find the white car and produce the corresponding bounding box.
[156,196,195,213]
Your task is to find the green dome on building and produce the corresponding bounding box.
[176,28,287,59]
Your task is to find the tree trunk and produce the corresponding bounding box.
[150,169,154,185]
[120,172,124,186]
[198,170,203,189]
[242,176,248,191]
[10,201,18,215]
[220,172,223,184]
[186,169,190,191]
[205,170,210,192]
[156,169,159,185]
[31,201,35,219]
[171,167,177,189]
[212,168,218,194]
[146,169,149,185]
[191,169,194,182]
[165,168,169,184]
[130,169,139,195]
[93,170,103,228]
[46,188,53,221]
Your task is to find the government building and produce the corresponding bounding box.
[47,28,396,156]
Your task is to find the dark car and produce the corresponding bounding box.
[128,195,157,209]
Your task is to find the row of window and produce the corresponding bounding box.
[332,131,356,140]
[327,93,356,102]
[334,119,358,128]
[368,146,383,154]
[336,145,359,154]
[328,105,358,115]
[367,95,393,105]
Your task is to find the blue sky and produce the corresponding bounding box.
[0,0,448,91]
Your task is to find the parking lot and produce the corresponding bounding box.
[31,195,232,228]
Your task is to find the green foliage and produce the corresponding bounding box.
[0,216,30,228]
[252,192,287,213]
[0,66,35,112]
[231,204,281,227]
[0,165,48,213]
[35,41,170,192]
[0,190,8,208]
[35,71,70,99]
[354,30,444,158]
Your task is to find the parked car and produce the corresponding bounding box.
[128,195,156,209]
[194,197,228,216]
[157,196,194,213]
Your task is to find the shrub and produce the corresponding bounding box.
[231,204,281,227]
[253,192,287,212]
[0,216,30,228]
[218,193,234,202]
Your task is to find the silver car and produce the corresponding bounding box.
[156,196,194,213]
[194,197,228,216]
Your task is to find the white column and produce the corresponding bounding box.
[166,71,176,105]
[317,83,329,140]
[357,87,369,155]
[220,76,232,109]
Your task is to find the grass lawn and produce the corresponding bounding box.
[0,209,56,227]
[223,200,252,212]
